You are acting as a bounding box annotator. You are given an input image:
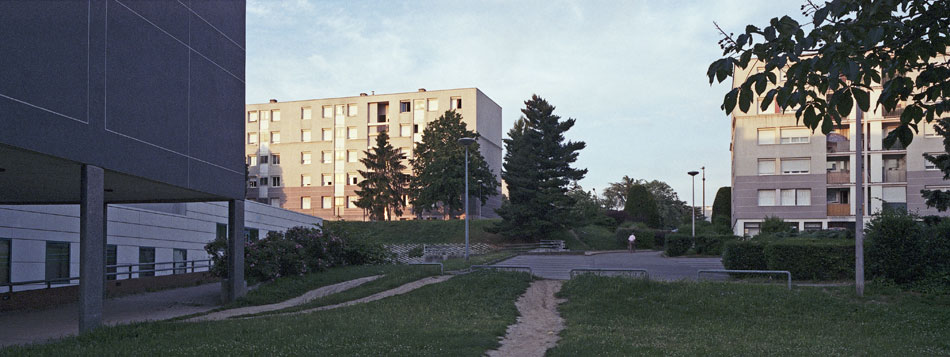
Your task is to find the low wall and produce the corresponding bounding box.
[385,243,497,263]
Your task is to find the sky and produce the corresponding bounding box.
[245,0,808,206]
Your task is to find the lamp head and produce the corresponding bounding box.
[688,171,699,176]
[457,137,476,146]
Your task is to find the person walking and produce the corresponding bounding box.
[627,232,636,253]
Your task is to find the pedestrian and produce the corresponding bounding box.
[627,232,636,253]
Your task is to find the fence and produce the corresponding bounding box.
[2,259,212,293]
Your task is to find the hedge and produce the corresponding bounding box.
[694,234,739,255]
[615,228,662,250]
[665,234,693,256]
[722,240,766,270]
[722,239,854,281]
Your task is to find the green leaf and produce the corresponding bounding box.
[813,7,830,26]
[836,90,854,117]
[739,86,753,113]
[760,89,777,112]
[724,88,739,114]
[851,87,870,112]
[755,74,767,94]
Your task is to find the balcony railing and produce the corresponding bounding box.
[826,140,850,153]
[884,170,906,183]
[827,171,850,184]
[827,203,851,216]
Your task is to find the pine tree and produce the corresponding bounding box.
[409,110,499,218]
[355,131,409,221]
[711,186,731,226]
[492,95,587,241]
[624,184,661,228]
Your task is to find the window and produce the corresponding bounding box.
[248,179,257,188]
[271,109,280,122]
[106,244,116,281]
[757,129,775,145]
[262,110,270,121]
[348,173,359,185]
[302,130,312,142]
[347,196,358,208]
[0,239,10,285]
[260,155,268,164]
[247,132,258,144]
[301,152,312,165]
[322,174,333,186]
[323,106,333,118]
[401,147,411,158]
[336,173,345,187]
[336,127,346,139]
[347,127,358,139]
[322,151,332,164]
[335,151,345,161]
[248,111,258,122]
[781,158,810,174]
[451,97,462,110]
[400,124,412,137]
[259,177,269,186]
[248,155,258,166]
[271,154,280,164]
[270,198,280,207]
[322,196,333,209]
[335,197,345,207]
[322,129,333,141]
[45,241,70,281]
[743,222,761,236]
[302,174,312,187]
[925,122,940,137]
[270,131,281,143]
[780,189,811,206]
[757,190,775,206]
[302,107,312,120]
[348,104,358,116]
[926,153,940,170]
[138,247,155,277]
[336,105,345,116]
[804,222,823,231]
[216,223,228,241]
[244,228,259,243]
[427,98,438,111]
[271,176,281,187]
[413,124,420,134]
[400,101,411,112]
[301,197,311,210]
[347,150,358,163]
[173,249,187,274]
[781,128,810,144]
[758,159,775,175]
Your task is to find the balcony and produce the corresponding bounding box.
[827,171,850,184]
[826,131,850,153]
[884,170,906,183]
[827,203,851,216]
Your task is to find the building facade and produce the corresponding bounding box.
[730,63,950,236]
[244,88,503,221]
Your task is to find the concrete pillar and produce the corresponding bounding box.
[79,165,104,333]
[227,199,245,301]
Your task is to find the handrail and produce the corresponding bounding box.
[408,262,443,275]
[2,259,214,292]
[469,265,533,274]
[697,269,792,290]
[569,268,649,279]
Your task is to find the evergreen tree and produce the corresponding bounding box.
[355,132,409,221]
[711,186,731,226]
[409,110,498,218]
[624,184,661,228]
[492,95,587,241]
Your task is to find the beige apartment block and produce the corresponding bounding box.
[245,88,503,221]
[730,60,950,236]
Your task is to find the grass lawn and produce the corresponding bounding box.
[572,225,621,250]
[327,219,506,245]
[550,276,950,356]
[7,271,532,356]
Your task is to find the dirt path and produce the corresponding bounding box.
[185,275,382,322]
[487,280,565,357]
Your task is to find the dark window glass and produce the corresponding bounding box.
[139,247,155,277]
[173,249,187,274]
[0,239,10,284]
[45,242,70,282]
[244,228,259,242]
[272,155,280,164]
[400,102,410,112]
[106,244,117,280]
[216,223,228,241]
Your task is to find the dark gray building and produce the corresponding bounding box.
[0,1,246,332]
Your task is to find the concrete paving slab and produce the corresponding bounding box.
[496,251,724,281]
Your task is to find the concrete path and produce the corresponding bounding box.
[186,275,381,322]
[0,283,220,347]
[496,251,724,280]
[487,280,565,357]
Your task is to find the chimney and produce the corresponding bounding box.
[359,93,368,96]
[269,99,278,103]
[418,88,426,92]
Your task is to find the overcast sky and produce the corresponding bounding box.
[245,0,807,205]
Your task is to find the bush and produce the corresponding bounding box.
[665,234,693,256]
[343,240,392,265]
[764,239,854,280]
[866,209,950,286]
[694,234,738,255]
[760,216,793,235]
[722,240,766,270]
[615,228,664,250]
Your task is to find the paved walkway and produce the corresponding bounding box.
[0,283,221,347]
[496,251,724,280]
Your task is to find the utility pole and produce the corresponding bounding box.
[701,166,706,219]
[688,171,699,237]
[855,108,865,297]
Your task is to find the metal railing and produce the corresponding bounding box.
[569,268,649,279]
[408,262,443,275]
[469,265,533,274]
[697,269,792,290]
[2,259,212,293]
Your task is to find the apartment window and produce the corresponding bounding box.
[757,129,776,145]
[248,132,258,144]
[336,127,346,139]
[757,190,776,206]
[173,249,187,275]
[301,130,312,142]
[336,173,345,187]
[743,222,761,236]
[322,129,333,141]
[45,241,70,281]
[322,196,333,209]
[322,151,333,164]
[400,101,411,113]
[413,124,420,134]
[322,174,333,186]
[804,222,823,231]
[335,197,345,207]
[347,196,358,208]
[347,127,358,139]
[323,106,333,118]
[301,196,311,210]
[302,107,312,120]
[348,173,359,185]
[271,176,281,187]
[451,97,462,110]
[248,179,258,188]
[335,105,345,116]
[400,124,412,137]
[301,152,312,165]
[270,198,280,207]
[347,150,358,163]
[248,155,258,166]
[348,104,358,116]
[780,189,811,206]
[0,239,10,285]
[427,98,439,111]
[106,244,116,281]
[302,174,312,187]
[259,177,269,186]
[262,110,270,121]
[781,158,810,174]
[271,154,280,164]
[758,159,775,175]
[139,247,155,277]
[926,153,940,170]
[335,151,345,161]
[248,111,258,122]
[260,155,268,164]
[216,223,228,241]
[781,128,810,144]
[271,109,280,122]
[271,131,281,143]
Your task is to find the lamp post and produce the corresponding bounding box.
[477,179,483,218]
[701,166,706,219]
[688,171,699,237]
[458,137,476,261]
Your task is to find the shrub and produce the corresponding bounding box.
[764,239,854,280]
[615,228,660,250]
[722,240,767,270]
[711,186,731,226]
[344,240,392,265]
[625,184,661,228]
[653,230,670,249]
[693,234,738,255]
[760,216,793,235]
[665,234,693,256]
[866,209,950,286]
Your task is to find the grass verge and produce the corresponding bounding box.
[327,219,506,245]
[572,225,621,250]
[550,276,950,356]
[6,271,532,356]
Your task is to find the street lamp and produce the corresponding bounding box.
[477,179,483,218]
[458,137,476,261]
[688,171,699,237]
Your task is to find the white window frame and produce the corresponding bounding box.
[758,159,776,175]
[302,107,312,120]
[301,175,311,187]
[322,196,332,209]
[302,130,311,142]
[301,152,312,165]
[247,132,258,144]
[427,98,438,112]
[322,129,333,141]
[757,190,776,206]
[322,151,333,164]
[780,127,810,144]
[347,150,358,163]
[271,109,280,122]
[270,131,281,144]
[248,111,258,122]
[348,104,358,116]
[925,153,940,170]
[271,176,281,187]
[301,197,311,210]
[757,129,776,145]
[347,127,358,139]
[781,158,810,175]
